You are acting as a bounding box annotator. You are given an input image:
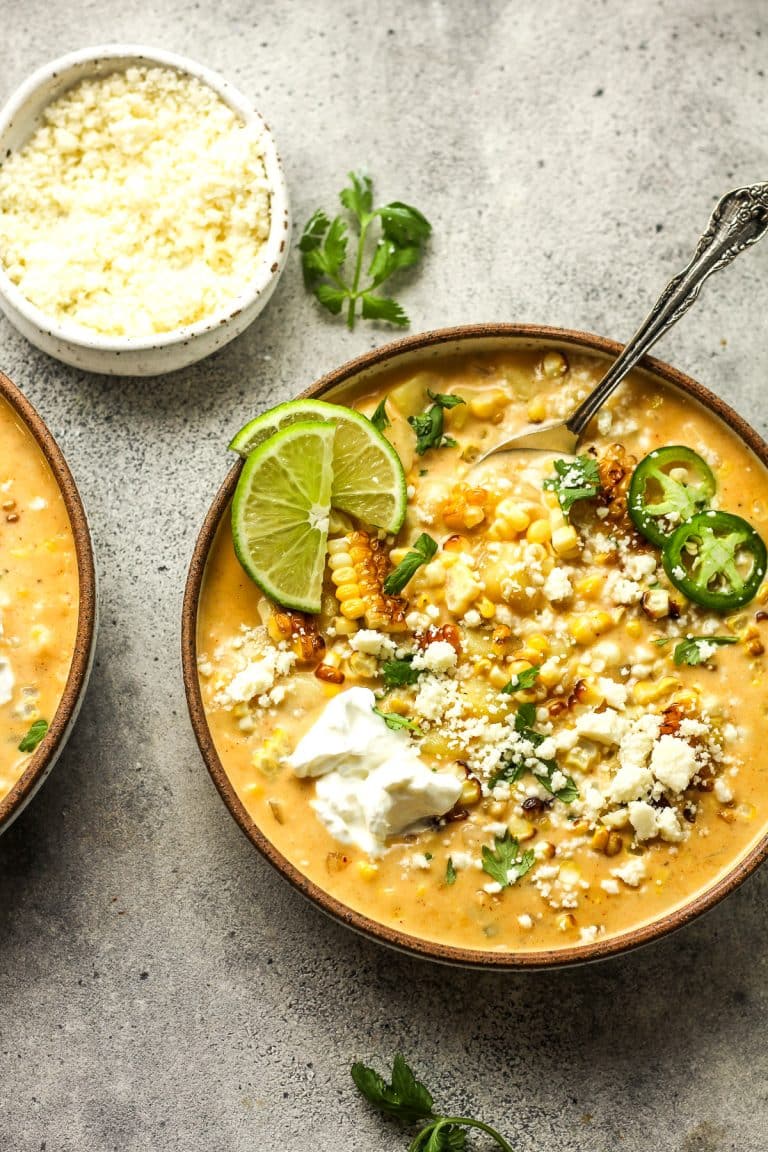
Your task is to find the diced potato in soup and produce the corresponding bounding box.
[0,395,79,800]
[197,347,768,953]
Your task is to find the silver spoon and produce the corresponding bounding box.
[476,183,768,460]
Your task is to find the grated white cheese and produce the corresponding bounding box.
[0,66,272,335]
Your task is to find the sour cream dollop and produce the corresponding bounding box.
[287,687,462,855]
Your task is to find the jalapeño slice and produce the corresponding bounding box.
[628,446,716,547]
[662,510,767,611]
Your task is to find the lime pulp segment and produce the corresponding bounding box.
[231,420,336,614]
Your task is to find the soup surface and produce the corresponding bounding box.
[0,394,79,803]
[197,346,768,953]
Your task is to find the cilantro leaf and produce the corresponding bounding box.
[673,635,737,666]
[381,656,422,688]
[383,533,438,595]
[423,1124,468,1151]
[481,831,535,889]
[445,857,457,886]
[361,293,409,326]
[501,666,540,693]
[408,393,465,454]
[18,718,48,753]
[373,706,421,732]
[339,171,373,221]
[301,175,430,329]
[543,455,601,516]
[370,397,390,433]
[489,705,578,802]
[352,1054,435,1126]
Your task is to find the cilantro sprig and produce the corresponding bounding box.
[352,1053,516,1151]
[373,706,421,733]
[300,172,431,330]
[383,533,438,595]
[672,636,737,666]
[501,666,540,693]
[481,830,535,889]
[490,703,578,802]
[543,455,601,516]
[381,655,423,688]
[408,391,465,455]
[18,718,48,753]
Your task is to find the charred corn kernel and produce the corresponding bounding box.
[576,574,604,599]
[328,538,351,555]
[460,777,482,806]
[332,616,358,636]
[469,389,509,419]
[348,652,378,678]
[526,518,552,544]
[331,566,357,587]
[557,913,577,932]
[443,534,469,552]
[314,663,345,685]
[478,596,496,619]
[357,861,379,880]
[605,833,623,856]
[625,619,643,639]
[576,677,605,706]
[591,827,610,852]
[494,500,530,533]
[569,611,613,645]
[267,612,293,642]
[632,676,680,705]
[537,841,556,859]
[508,815,536,841]
[552,524,580,558]
[542,350,568,378]
[328,551,353,571]
[489,665,511,689]
[252,729,288,777]
[513,647,542,666]
[570,821,590,836]
[527,395,548,423]
[340,598,366,620]
[594,551,618,566]
[492,624,512,645]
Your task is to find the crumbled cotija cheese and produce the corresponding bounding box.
[0,67,272,335]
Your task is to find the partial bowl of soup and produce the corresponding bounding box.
[0,370,96,832]
[182,325,768,968]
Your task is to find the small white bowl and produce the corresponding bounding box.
[0,45,291,376]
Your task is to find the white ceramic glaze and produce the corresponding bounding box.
[0,45,291,376]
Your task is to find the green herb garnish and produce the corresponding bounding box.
[351,1053,516,1151]
[373,706,421,733]
[481,831,535,889]
[381,655,422,688]
[18,718,48,753]
[370,397,390,433]
[383,533,438,595]
[543,454,601,516]
[501,666,540,693]
[408,390,465,455]
[300,172,431,330]
[673,636,738,666]
[445,858,457,886]
[489,704,577,801]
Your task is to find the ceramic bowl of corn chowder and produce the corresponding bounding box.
[183,325,768,969]
[0,370,96,833]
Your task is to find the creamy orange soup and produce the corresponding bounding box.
[198,348,768,953]
[0,394,79,802]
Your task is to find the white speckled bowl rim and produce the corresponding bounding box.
[182,324,768,970]
[0,44,290,354]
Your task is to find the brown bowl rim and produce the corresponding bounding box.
[0,369,97,831]
[181,322,768,970]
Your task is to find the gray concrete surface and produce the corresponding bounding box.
[1,2,767,1149]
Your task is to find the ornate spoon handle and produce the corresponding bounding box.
[566,182,768,441]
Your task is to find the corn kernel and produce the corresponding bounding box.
[357,861,379,880]
[632,676,680,705]
[552,524,580,558]
[575,574,604,599]
[478,596,496,620]
[332,616,358,635]
[340,598,366,620]
[526,518,552,545]
[328,538,351,555]
[569,611,613,645]
[526,634,550,654]
[495,500,530,533]
[331,566,357,587]
[527,395,548,423]
[469,389,510,420]
[489,665,511,689]
[557,913,577,932]
[542,350,568,378]
[625,619,643,639]
[328,551,353,570]
[335,583,361,603]
[460,777,482,806]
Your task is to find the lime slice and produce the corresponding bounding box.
[231,420,335,613]
[230,399,407,533]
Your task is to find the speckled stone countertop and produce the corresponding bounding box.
[1,2,767,1149]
